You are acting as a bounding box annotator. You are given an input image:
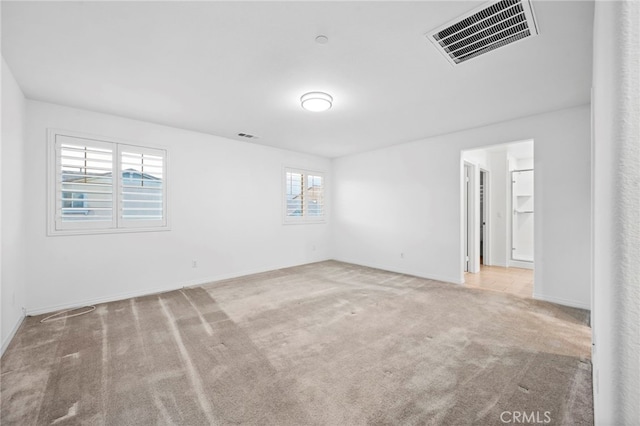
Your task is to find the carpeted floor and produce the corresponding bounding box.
[1,261,593,425]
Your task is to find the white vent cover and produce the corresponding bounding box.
[237,132,259,139]
[426,0,539,66]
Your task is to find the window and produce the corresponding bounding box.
[62,192,89,214]
[284,168,325,223]
[49,130,168,234]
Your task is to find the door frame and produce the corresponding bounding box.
[463,162,479,273]
[480,168,490,266]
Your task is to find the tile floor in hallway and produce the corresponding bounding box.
[464,265,534,298]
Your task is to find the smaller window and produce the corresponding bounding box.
[284,168,325,223]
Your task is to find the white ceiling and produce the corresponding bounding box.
[1,1,594,158]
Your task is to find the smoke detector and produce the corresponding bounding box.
[426,0,539,66]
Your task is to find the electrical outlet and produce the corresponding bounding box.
[400,252,405,259]
[192,260,198,268]
[312,245,316,251]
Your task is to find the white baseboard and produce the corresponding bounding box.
[1,310,26,356]
[331,257,463,285]
[26,284,182,316]
[508,259,534,269]
[180,258,332,288]
[533,293,590,310]
[26,257,332,317]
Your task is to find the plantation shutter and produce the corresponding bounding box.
[49,129,169,235]
[55,135,115,230]
[306,174,324,217]
[285,171,304,217]
[283,168,325,223]
[119,145,167,228]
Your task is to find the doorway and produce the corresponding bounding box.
[461,139,534,281]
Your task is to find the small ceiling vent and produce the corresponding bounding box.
[426,0,539,66]
[237,132,259,139]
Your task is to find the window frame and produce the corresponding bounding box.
[282,167,326,225]
[47,129,169,236]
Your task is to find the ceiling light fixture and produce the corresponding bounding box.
[300,92,333,112]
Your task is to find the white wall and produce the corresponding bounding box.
[488,150,510,267]
[592,2,640,424]
[1,58,27,353]
[516,157,534,170]
[24,100,331,314]
[461,149,487,168]
[332,105,591,309]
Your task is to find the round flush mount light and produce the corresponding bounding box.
[300,92,333,112]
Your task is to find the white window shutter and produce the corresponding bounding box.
[306,174,324,217]
[284,168,325,223]
[119,145,167,228]
[49,129,169,235]
[55,135,115,230]
[285,171,304,217]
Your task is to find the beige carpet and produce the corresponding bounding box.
[1,261,592,425]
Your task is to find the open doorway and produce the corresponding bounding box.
[462,163,488,273]
[461,140,534,295]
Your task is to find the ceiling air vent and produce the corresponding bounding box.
[426,0,539,66]
[237,132,259,139]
